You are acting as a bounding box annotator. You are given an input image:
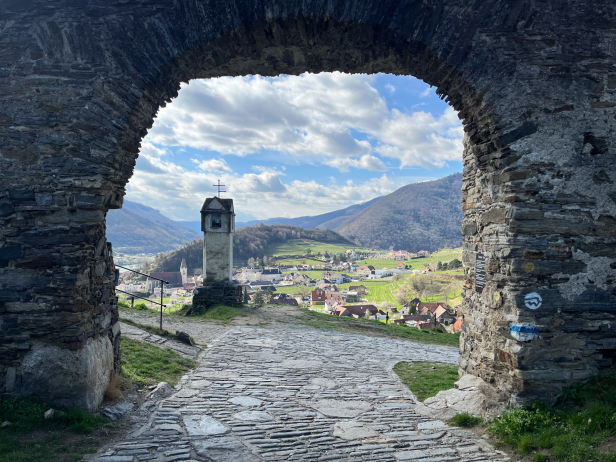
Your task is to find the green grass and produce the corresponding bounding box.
[0,398,116,462]
[488,368,616,462]
[355,248,462,270]
[192,304,248,323]
[393,361,459,401]
[120,317,177,338]
[298,308,460,347]
[120,337,196,387]
[450,412,482,427]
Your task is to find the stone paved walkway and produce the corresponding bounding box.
[94,326,509,462]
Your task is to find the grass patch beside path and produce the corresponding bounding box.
[120,337,196,388]
[297,308,460,347]
[394,361,459,401]
[120,317,175,338]
[0,398,119,462]
[193,304,248,323]
[488,368,616,462]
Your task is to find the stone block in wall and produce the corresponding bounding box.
[20,336,113,412]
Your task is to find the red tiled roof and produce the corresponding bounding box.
[453,318,463,332]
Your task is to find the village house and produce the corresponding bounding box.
[146,271,183,291]
[348,285,369,295]
[317,282,338,292]
[248,281,277,291]
[311,289,327,306]
[396,262,406,270]
[395,314,433,326]
[241,268,263,282]
[260,268,283,283]
[367,268,393,279]
[270,294,299,306]
[321,272,351,284]
[356,265,375,278]
[334,304,379,319]
[341,291,360,303]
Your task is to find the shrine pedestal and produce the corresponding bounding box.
[190,284,243,314]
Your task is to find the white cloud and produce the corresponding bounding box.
[145,73,461,172]
[127,153,401,221]
[128,73,463,220]
[192,158,233,173]
[419,87,432,98]
[376,108,463,168]
[325,155,387,172]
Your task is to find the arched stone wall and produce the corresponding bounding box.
[0,0,614,409]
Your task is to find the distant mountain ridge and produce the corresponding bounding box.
[111,173,463,255]
[232,196,382,230]
[334,173,463,251]
[107,200,200,254]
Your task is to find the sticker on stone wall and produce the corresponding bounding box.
[524,262,535,273]
[524,292,542,309]
[494,292,500,301]
[475,253,486,293]
[509,324,541,342]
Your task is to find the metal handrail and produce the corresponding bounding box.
[116,289,167,307]
[115,264,170,284]
[115,264,168,330]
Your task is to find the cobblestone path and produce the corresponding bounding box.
[94,327,509,462]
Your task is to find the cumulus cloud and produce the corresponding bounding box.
[376,108,463,168]
[192,158,233,173]
[129,72,463,220]
[325,155,387,172]
[419,87,432,98]
[145,72,462,172]
[127,153,401,220]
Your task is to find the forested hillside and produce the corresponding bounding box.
[334,173,463,251]
[149,225,354,272]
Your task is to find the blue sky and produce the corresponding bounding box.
[126,73,463,222]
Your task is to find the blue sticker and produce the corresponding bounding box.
[510,325,540,334]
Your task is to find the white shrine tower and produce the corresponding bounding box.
[200,196,235,283]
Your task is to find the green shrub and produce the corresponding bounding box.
[450,412,481,427]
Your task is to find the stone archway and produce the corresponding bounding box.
[0,0,614,410]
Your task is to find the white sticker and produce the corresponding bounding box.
[524,292,542,310]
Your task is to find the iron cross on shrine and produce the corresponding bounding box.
[213,179,226,196]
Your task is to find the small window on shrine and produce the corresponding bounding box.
[211,214,222,228]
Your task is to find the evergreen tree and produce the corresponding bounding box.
[253,290,264,307]
[436,261,442,271]
[265,288,273,303]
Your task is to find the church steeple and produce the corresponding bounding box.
[180,258,187,285]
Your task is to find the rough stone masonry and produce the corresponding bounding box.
[0,0,615,410]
